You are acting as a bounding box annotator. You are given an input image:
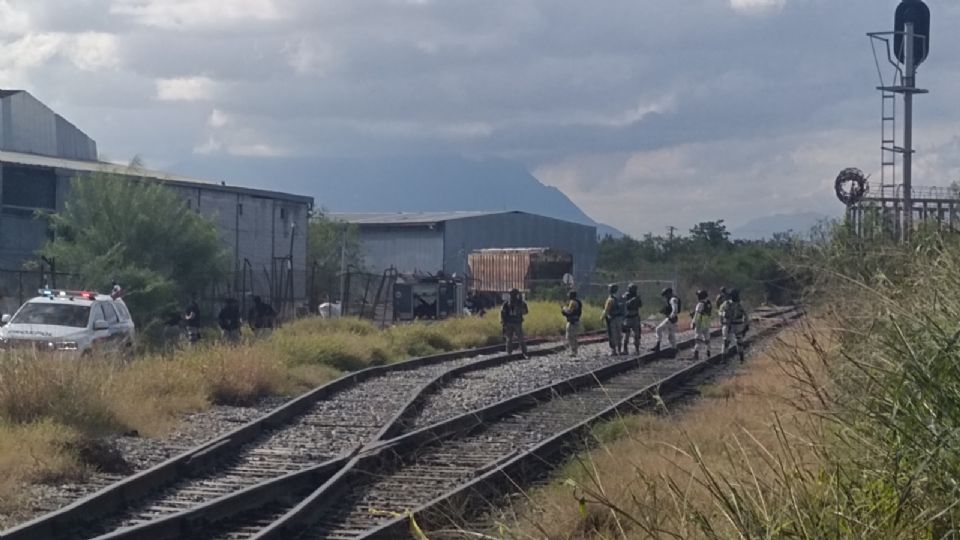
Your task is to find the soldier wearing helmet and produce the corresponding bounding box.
[500,288,529,357]
[602,284,624,355]
[651,286,680,356]
[690,289,713,360]
[715,287,729,310]
[719,288,748,362]
[561,290,583,356]
[621,283,643,355]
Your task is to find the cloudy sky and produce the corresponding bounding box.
[1,0,958,236]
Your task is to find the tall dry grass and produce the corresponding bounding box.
[0,300,588,516]
[487,321,830,539]
[489,229,960,539]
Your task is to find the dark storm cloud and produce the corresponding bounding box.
[0,0,957,234]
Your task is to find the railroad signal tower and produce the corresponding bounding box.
[865,0,930,241]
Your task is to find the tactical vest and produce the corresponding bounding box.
[565,299,583,323]
[623,295,642,318]
[722,301,746,324]
[607,295,624,318]
[661,297,680,317]
[502,302,526,324]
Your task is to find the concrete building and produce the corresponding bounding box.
[330,211,598,286]
[0,90,312,311]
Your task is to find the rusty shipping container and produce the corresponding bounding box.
[467,248,573,293]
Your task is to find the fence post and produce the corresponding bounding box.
[342,271,352,317]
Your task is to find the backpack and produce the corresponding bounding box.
[722,301,745,324]
[702,299,713,316]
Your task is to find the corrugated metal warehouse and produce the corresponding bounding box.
[330,211,598,287]
[0,90,312,312]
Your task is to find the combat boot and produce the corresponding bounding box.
[650,341,661,354]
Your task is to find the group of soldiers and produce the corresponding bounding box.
[496,285,749,361]
[601,284,748,361]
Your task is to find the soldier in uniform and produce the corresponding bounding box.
[651,287,680,356]
[500,288,529,357]
[720,289,749,362]
[561,290,583,356]
[621,283,643,355]
[690,289,712,360]
[715,287,729,310]
[602,284,624,355]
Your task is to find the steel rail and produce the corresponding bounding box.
[248,308,799,539]
[78,334,613,540]
[359,310,802,540]
[77,328,695,540]
[1,331,605,540]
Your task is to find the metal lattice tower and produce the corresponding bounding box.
[871,36,902,199]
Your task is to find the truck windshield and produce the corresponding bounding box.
[11,303,91,328]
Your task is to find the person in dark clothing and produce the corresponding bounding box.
[218,298,242,344]
[183,297,201,344]
[500,289,529,357]
[465,292,486,317]
[248,296,277,337]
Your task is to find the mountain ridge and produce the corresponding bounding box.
[174,154,622,237]
[732,211,836,240]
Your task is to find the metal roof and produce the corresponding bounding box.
[0,149,214,184]
[0,150,313,205]
[329,211,513,225]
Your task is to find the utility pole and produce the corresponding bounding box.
[338,226,347,307]
[666,226,676,242]
[901,22,915,242]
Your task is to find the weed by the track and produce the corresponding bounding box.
[486,231,960,539]
[0,300,595,519]
[484,321,829,539]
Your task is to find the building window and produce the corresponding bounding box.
[1,165,56,209]
[280,208,287,220]
[186,199,192,209]
[238,203,244,216]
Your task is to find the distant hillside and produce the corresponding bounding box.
[733,212,836,240]
[175,154,620,236]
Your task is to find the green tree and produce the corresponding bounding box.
[40,170,229,326]
[307,212,362,305]
[689,220,731,248]
[596,219,806,305]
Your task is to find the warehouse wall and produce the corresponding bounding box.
[355,225,444,275]
[0,93,96,161]
[0,163,310,309]
[171,186,310,306]
[442,213,597,285]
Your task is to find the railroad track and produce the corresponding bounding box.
[4,308,797,540]
[1,331,608,540]
[252,308,800,540]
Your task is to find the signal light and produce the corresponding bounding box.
[894,0,930,67]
